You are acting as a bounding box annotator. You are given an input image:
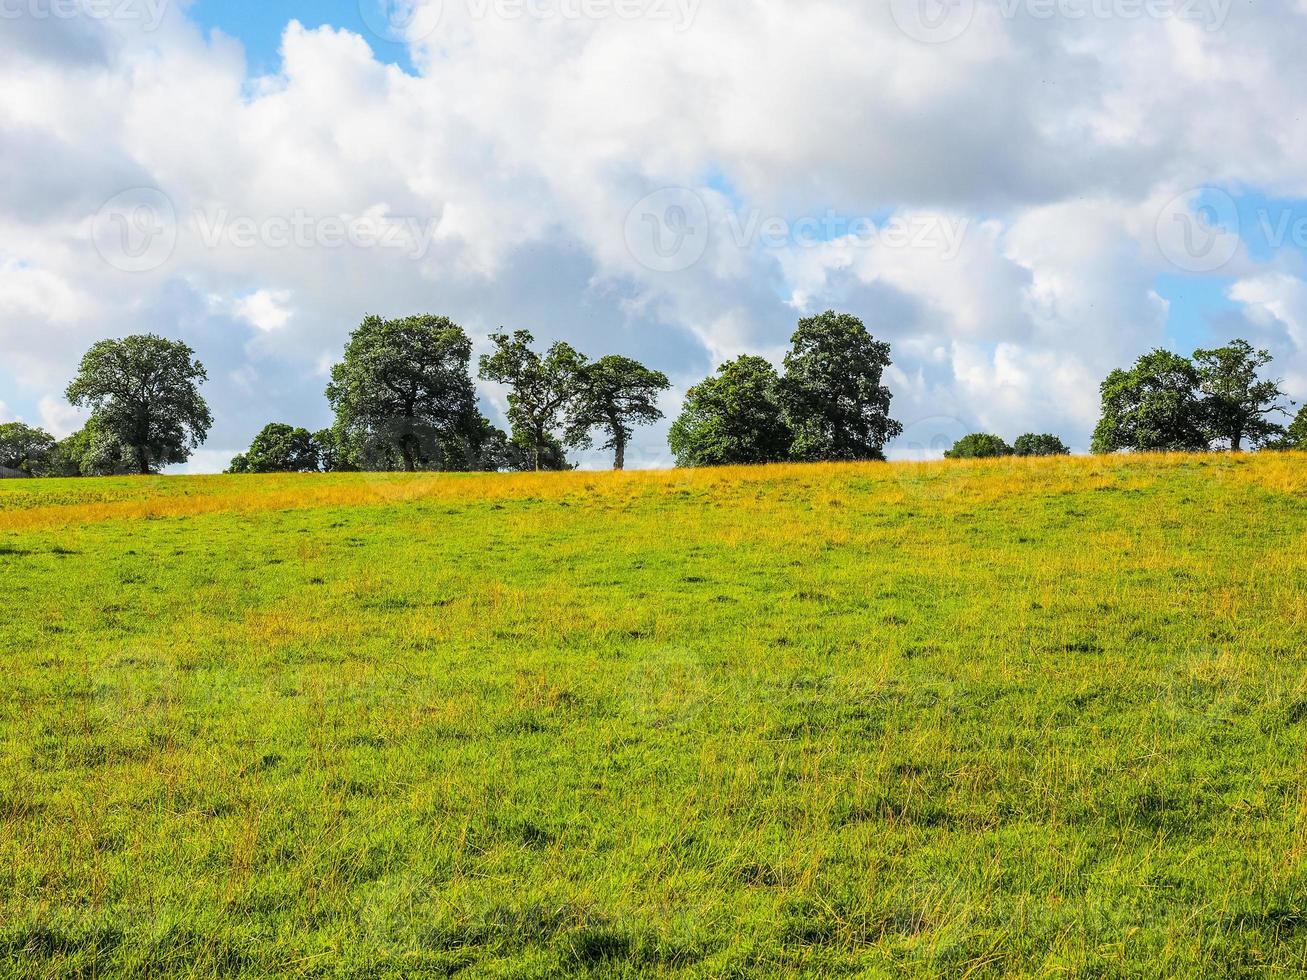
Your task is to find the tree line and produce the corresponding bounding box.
[2,315,1304,479]
[929,339,1300,459]
[232,317,672,475]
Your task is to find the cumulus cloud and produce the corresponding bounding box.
[2,0,1307,466]
[1229,273,1307,398]
[228,289,295,333]
[38,396,85,439]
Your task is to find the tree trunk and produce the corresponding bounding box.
[400,437,415,472]
[1232,428,1243,452]
[136,447,150,476]
[613,437,626,471]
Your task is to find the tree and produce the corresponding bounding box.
[45,420,137,477]
[495,429,571,472]
[0,423,56,476]
[439,413,535,472]
[1013,433,1070,457]
[569,355,670,470]
[1271,405,1307,450]
[944,433,1013,459]
[478,330,587,471]
[1091,349,1209,454]
[227,423,321,474]
[313,428,352,473]
[668,355,791,467]
[326,315,484,472]
[778,311,903,462]
[65,334,212,474]
[1193,339,1290,450]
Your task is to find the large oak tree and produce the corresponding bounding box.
[65,334,211,475]
[326,315,490,472]
[778,311,902,462]
[1091,349,1209,454]
[668,355,791,467]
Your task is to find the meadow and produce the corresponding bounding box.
[0,453,1304,978]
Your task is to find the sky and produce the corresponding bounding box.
[3,0,1307,470]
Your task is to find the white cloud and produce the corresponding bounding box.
[1230,274,1307,351]
[178,448,241,475]
[1229,273,1307,398]
[231,289,295,332]
[38,396,86,439]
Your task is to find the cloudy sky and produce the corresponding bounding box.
[2,0,1306,469]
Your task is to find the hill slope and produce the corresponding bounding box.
[1,455,1304,977]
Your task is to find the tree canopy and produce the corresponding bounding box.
[65,334,212,474]
[31,321,1306,479]
[1091,349,1209,454]
[1013,433,1070,457]
[569,355,670,470]
[945,433,1013,459]
[326,315,491,472]
[779,311,902,462]
[479,330,587,471]
[668,355,791,467]
[0,423,56,476]
[1274,405,1307,450]
[228,423,322,474]
[42,420,138,477]
[1193,340,1289,450]
[1092,342,1293,454]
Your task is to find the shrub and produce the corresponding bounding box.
[944,434,1013,459]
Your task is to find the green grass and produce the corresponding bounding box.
[1,454,1304,978]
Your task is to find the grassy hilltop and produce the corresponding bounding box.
[1,454,1304,977]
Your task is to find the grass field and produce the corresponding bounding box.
[1,454,1305,978]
